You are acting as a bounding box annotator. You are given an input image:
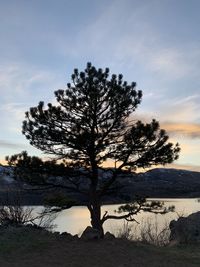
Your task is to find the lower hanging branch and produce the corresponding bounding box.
[101,210,140,224]
[101,197,175,225]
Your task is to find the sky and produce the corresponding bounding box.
[0,0,200,171]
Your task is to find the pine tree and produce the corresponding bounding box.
[16,63,179,236]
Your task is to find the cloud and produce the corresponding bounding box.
[0,63,62,102]
[131,96,200,140]
[1,0,200,85]
[0,140,26,150]
[160,96,200,125]
[0,62,66,137]
[1,102,26,120]
[138,93,200,124]
[57,0,200,84]
[0,140,27,165]
[162,123,200,139]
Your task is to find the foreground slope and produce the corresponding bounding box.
[0,226,199,267]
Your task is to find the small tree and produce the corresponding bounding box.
[8,63,180,236]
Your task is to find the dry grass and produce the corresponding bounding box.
[115,216,171,246]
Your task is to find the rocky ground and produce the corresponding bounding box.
[0,226,200,267]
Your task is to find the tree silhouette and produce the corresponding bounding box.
[10,63,180,236]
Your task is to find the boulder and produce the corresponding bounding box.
[104,231,115,240]
[73,234,79,239]
[170,211,200,244]
[60,232,76,240]
[53,231,60,236]
[80,226,101,240]
[60,232,73,237]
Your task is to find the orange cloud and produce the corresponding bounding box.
[161,122,200,138]
[0,159,7,165]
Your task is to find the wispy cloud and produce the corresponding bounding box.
[1,102,26,120]
[56,0,200,85]
[160,95,200,124]
[0,61,65,102]
[0,63,62,101]
[0,140,26,150]
[0,62,66,151]
[137,94,200,124]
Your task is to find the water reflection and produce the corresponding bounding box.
[38,198,200,235]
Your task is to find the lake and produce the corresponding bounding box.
[34,198,200,236]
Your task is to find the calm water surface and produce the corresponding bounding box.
[35,198,200,235]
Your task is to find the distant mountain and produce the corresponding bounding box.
[104,168,200,198]
[0,166,200,205]
[130,168,200,197]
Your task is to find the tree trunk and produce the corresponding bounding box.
[89,151,104,237]
[90,202,104,237]
[88,185,104,238]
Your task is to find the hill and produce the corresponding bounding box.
[0,166,200,205]
[129,168,200,197]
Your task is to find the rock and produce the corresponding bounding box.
[80,226,101,240]
[73,234,79,239]
[104,231,115,240]
[53,231,60,236]
[170,211,200,244]
[60,232,74,239]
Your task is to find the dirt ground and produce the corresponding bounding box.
[0,227,199,267]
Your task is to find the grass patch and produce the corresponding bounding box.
[0,226,199,267]
[0,226,54,254]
